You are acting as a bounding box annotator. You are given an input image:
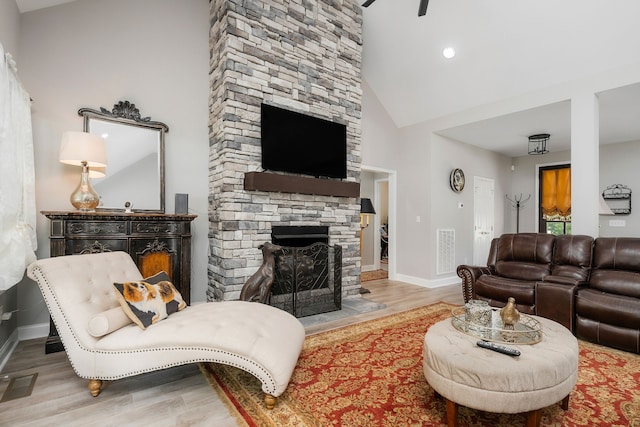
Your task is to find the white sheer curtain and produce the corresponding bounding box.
[0,43,37,291]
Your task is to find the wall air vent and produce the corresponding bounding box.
[437,229,455,275]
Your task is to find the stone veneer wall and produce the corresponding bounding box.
[207,0,363,301]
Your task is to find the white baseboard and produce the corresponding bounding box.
[18,322,49,341]
[361,264,376,272]
[0,329,19,372]
[0,323,49,372]
[394,273,459,289]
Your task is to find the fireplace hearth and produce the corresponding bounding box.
[269,226,341,318]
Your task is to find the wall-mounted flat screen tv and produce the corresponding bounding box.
[261,103,347,179]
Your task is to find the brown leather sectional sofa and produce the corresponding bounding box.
[457,233,640,354]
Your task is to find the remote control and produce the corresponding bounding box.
[476,340,521,356]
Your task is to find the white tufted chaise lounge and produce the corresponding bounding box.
[27,251,305,409]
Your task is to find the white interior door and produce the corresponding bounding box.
[473,176,494,265]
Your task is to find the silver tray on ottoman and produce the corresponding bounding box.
[451,306,543,345]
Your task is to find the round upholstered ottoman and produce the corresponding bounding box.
[423,315,578,427]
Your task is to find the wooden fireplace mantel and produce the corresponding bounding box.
[244,171,360,198]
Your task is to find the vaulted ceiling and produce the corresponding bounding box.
[16,0,640,158]
[361,0,640,157]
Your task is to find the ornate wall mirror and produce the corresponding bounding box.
[78,101,168,213]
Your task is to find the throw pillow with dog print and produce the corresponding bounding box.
[113,271,187,329]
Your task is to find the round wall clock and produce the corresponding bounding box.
[450,168,465,192]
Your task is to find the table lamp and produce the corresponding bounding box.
[59,131,107,211]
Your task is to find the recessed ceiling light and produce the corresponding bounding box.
[442,47,456,59]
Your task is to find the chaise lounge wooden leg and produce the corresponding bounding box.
[88,379,103,397]
[264,393,277,410]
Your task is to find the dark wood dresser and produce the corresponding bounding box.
[41,211,196,353]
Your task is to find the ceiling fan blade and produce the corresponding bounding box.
[418,0,429,16]
[362,0,376,7]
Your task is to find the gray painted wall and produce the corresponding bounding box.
[599,140,640,237]
[15,0,210,331]
[508,151,571,233]
[505,140,640,238]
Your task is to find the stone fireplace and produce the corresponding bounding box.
[207,0,363,302]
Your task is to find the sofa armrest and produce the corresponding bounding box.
[535,281,578,332]
[457,265,491,303]
[541,275,587,287]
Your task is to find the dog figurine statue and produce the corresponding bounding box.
[240,242,283,304]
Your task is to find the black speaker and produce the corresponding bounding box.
[175,193,189,214]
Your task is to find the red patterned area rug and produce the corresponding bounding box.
[200,302,640,427]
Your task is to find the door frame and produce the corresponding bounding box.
[362,165,397,280]
[374,176,388,270]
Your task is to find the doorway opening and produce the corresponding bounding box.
[360,166,397,282]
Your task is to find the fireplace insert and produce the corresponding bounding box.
[269,226,341,317]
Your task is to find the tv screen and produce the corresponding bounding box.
[261,103,347,179]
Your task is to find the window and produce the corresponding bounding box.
[539,165,571,235]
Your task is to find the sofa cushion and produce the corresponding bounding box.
[113,271,187,329]
[475,275,536,308]
[592,237,640,272]
[87,307,133,337]
[591,237,640,298]
[494,233,554,280]
[589,270,640,298]
[495,261,550,281]
[550,234,593,282]
[576,288,640,331]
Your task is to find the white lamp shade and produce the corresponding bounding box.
[59,131,107,167]
[89,166,107,178]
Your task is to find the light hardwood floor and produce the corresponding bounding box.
[0,279,463,426]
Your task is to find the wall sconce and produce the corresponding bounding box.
[59,131,107,211]
[528,133,550,155]
[360,198,376,229]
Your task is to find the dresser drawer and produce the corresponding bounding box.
[66,221,127,236]
[65,239,128,255]
[131,221,183,235]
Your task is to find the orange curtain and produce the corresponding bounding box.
[541,168,571,219]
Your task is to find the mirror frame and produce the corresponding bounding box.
[78,100,169,213]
